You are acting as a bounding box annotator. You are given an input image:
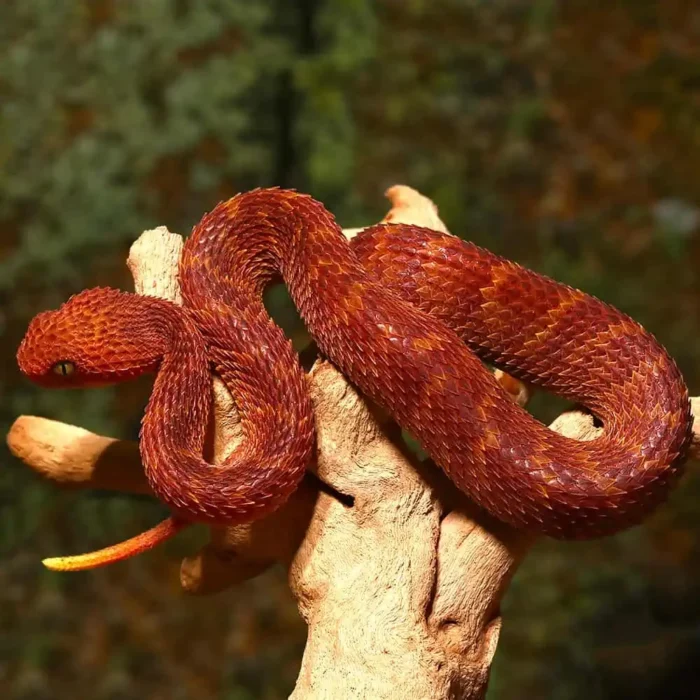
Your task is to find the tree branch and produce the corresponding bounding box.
[7,187,698,699]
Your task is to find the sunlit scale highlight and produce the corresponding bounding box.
[17,188,693,570]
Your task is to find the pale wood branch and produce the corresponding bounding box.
[7,186,698,699]
[7,417,149,494]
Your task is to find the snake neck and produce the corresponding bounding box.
[139,305,210,500]
[138,292,314,524]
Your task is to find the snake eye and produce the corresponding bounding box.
[52,361,76,377]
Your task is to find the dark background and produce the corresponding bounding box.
[2,2,700,699]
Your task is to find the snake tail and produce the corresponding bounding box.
[42,516,186,572]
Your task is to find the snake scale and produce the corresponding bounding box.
[17,188,693,570]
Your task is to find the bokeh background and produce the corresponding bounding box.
[2,1,700,698]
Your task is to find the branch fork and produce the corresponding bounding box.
[7,187,699,699]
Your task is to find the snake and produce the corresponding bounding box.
[17,188,693,571]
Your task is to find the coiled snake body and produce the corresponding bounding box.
[17,189,693,569]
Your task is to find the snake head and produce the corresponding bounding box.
[17,287,163,388]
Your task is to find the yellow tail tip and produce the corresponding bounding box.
[42,553,112,572]
[42,556,71,572]
[41,516,187,572]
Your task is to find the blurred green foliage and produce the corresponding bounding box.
[1,1,700,698]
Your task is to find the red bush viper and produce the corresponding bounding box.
[17,189,692,570]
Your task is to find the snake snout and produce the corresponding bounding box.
[17,310,65,385]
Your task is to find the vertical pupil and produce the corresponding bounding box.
[54,362,73,376]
